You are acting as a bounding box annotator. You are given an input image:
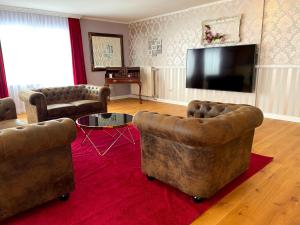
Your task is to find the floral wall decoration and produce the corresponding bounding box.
[203,25,226,44]
[202,15,242,45]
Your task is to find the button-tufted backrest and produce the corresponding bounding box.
[84,85,101,100]
[34,85,88,105]
[0,97,17,121]
[187,100,241,118]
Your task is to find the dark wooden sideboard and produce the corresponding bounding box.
[104,67,142,104]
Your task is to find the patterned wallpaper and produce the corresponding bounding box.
[128,0,264,67]
[260,0,300,65]
[127,0,300,118]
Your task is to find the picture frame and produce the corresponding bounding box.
[148,38,162,56]
[89,32,124,71]
[202,15,242,46]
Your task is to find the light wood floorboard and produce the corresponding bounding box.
[18,98,300,225]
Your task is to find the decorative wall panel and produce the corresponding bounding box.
[151,66,300,117]
[129,0,264,67]
[256,66,300,117]
[154,67,256,105]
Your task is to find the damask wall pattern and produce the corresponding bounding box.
[127,0,300,118]
[260,0,300,65]
[128,0,264,67]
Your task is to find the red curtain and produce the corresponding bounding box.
[0,42,9,98]
[68,18,87,85]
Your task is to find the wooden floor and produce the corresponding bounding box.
[19,99,300,225]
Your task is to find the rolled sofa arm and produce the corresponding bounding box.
[0,97,17,121]
[84,85,110,111]
[0,118,76,162]
[19,90,47,123]
[133,107,263,147]
[19,90,46,106]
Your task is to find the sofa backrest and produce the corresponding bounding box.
[34,85,88,105]
[187,100,243,118]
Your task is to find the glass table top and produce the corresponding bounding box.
[76,113,133,128]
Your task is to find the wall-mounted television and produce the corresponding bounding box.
[186,44,257,93]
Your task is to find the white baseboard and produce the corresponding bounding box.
[109,95,132,100]
[124,94,300,123]
[128,94,188,105]
[263,113,300,123]
[154,98,188,106]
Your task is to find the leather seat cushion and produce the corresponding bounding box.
[0,119,26,129]
[70,100,103,113]
[47,103,76,118]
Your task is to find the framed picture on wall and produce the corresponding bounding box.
[202,15,242,45]
[89,32,124,71]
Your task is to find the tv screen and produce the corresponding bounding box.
[186,45,257,93]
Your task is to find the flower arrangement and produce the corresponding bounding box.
[203,25,226,44]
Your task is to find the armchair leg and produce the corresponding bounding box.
[58,193,70,201]
[193,196,203,203]
[146,175,155,181]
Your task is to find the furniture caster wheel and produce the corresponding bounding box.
[193,196,203,203]
[147,175,155,181]
[58,193,70,201]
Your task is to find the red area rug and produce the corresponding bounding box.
[5,126,273,225]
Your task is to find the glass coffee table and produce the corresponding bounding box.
[76,113,135,156]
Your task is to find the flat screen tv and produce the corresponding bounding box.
[186,44,257,93]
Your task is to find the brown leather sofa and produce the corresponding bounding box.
[19,85,110,123]
[133,100,264,201]
[0,97,77,221]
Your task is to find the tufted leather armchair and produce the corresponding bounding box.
[0,118,77,221]
[0,96,77,220]
[19,85,110,123]
[0,97,25,129]
[133,100,264,200]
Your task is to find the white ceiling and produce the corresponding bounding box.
[0,0,222,23]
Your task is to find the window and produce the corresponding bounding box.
[0,10,73,113]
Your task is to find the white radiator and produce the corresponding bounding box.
[131,66,156,97]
